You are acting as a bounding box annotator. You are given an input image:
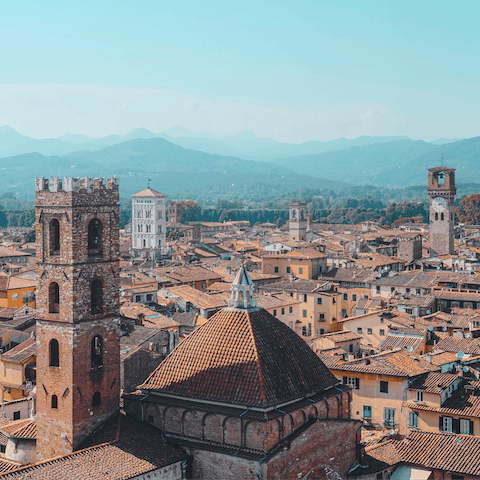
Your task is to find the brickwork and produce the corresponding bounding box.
[125,389,355,478]
[398,235,423,261]
[35,177,121,461]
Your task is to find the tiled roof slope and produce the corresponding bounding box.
[139,307,339,408]
[392,431,480,476]
[0,414,186,480]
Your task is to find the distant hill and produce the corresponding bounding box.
[0,138,347,200]
[270,139,439,185]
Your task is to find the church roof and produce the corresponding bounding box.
[131,187,166,197]
[139,306,340,408]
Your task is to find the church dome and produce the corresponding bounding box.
[139,267,339,408]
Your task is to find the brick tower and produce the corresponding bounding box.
[35,177,120,461]
[428,166,456,255]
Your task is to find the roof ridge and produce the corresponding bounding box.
[246,312,268,406]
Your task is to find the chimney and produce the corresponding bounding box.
[137,313,144,326]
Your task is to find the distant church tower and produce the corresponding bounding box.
[131,186,167,256]
[289,202,307,241]
[35,177,120,461]
[428,166,456,255]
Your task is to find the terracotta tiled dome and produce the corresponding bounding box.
[139,305,340,408]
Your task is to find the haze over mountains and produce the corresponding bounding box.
[0,125,479,200]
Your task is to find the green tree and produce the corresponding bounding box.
[455,194,480,224]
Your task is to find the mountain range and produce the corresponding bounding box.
[0,125,479,201]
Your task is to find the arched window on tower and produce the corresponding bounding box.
[49,339,59,367]
[143,239,146,248]
[92,392,101,408]
[88,218,103,254]
[91,335,103,369]
[91,279,103,315]
[435,213,438,221]
[49,282,60,313]
[51,395,58,409]
[49,218,60,255]
[438,172,446,186]
[441,212,444,221]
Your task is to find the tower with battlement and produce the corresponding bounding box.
[35,176,120,460]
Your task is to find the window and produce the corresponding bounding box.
[0,445,5,453]
[390,287,395,293]
[303,310,307,318]
[377,473,383,480]
[147,415,154,423]
[363,405,372,418]
[409,411,418,427]
[317,298,322,305]
[406,288,410,293]
[145,210,151,219]
[460,418,473,435]
[51,395,58,409]
[380,318,384,323]
[379,329,385,336]
[343,377,360,390]
[302,326,307,336]
[88,218,103,252]
[384,408,395,427]
[273,309,277,316]
[343,293,348,301]
[319,328,324,335]
[12,293,18,300]
[357,327,362,334]
[380,381,388,393]
[135,295,142,302]
[332,297,336,304]
[441,212,444,221]
[91,336,103,369]
[281,308,285,315]
[146,294,153,301]
[416,391,423,402]
[49,282,60,313]
[308,323,312,336]
[146,225,151,233]
[49,218,60,255]
[299,267,303,274]
[441,416,453,432]
[49,339,59,367]
[143,239,146,248]
[367,328,373,334]
[13,411,20,420]
[342,309,347,318]
[352,294,357,301]
[303,294,307,302]
[91,279,103,315]
[92,392,101,407]
[289,306,293,313]
[286,266,291,273]
[319,313,325,321]
[23,291,35,303]
[157,225,162,234]
[376,286,380,293]
[274,266,279,273]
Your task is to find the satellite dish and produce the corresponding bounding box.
[443,326,447,331]
[389,429,395,435]
[426,310,431,314]
[463,366,469,373]
[428,325,433,331]
[457,351,465,360]
[407,346,413,352]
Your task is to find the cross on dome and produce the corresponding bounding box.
[228,264,257,309]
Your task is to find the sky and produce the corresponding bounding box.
[0,0,479,143]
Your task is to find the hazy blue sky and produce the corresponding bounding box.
[1,1,479,142]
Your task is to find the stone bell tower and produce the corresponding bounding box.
[35,177,120,461]
[428,166,456,255]
[289,202,307,241]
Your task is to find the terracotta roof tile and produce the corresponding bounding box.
[140,306,339,408]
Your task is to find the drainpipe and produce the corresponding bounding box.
[139,394,150,422]
[258,453,268,480]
